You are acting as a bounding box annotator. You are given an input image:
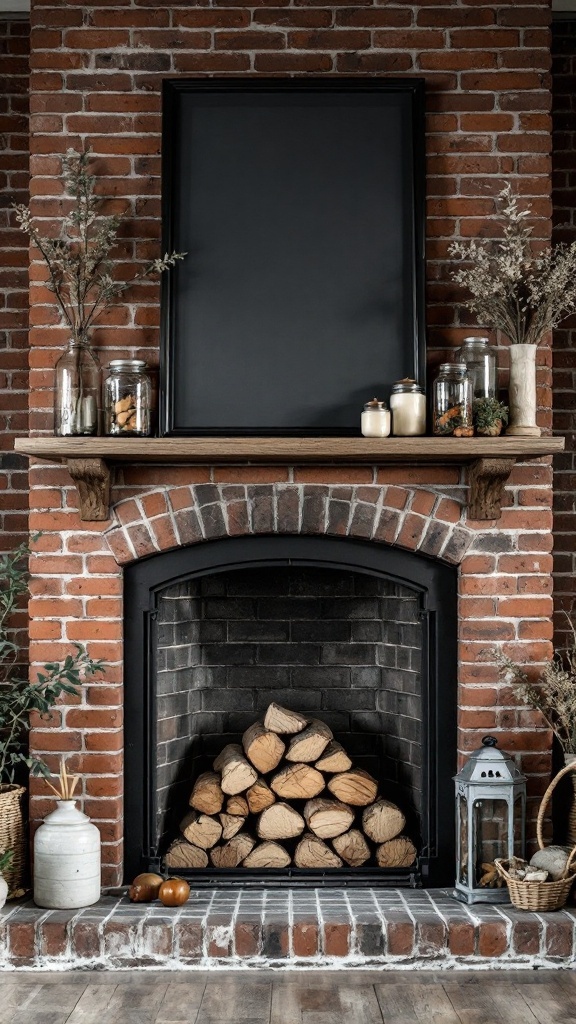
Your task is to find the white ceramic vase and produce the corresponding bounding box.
[33,800,101,909]
[0,874,8,910]
[506,343,541,437]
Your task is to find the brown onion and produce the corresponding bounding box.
[128,872,164,903]
[159,877,190,907]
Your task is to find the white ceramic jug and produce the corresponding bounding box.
[0,873,7,910]
[33,800,101,909]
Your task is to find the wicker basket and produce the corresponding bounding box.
[0,784,27,898]
[495,761,576,912]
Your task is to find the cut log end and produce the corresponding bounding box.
[327,768,378,807]
[246,778,276,815]
[271,762,325,800]
[303,797,354,840]
[376,835,417,869]
[243,721,286,774]
[332,829,371,867]
[164,838,209,870]
[243,842,291,869]
[285,719,333,764]
[264,702,308,735]
[257,801,305,841]
[315,741,352,774]
[294,833,343,869]
[210,832,255,868]
[180,810,222,850]
[362,799,406,844]
[189,771,224,815]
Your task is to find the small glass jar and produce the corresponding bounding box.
[104,359,152,437]
[433,363,473,437]
[54,338,100,437]
[361,398,390,437]
[455,336,496,399]
[390,379,426,436]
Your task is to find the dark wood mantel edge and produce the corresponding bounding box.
[14,435,565,523]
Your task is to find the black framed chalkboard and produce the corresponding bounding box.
[160,78,426,436]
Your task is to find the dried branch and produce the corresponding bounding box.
[449,184,576,345]
[13,148,186,341]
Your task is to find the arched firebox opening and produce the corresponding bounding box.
[124,534,457,886]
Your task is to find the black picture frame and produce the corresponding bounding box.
[160,78,426,437]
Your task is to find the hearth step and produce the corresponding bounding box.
[1,889,575,969]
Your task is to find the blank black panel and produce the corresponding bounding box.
[161,79,425,436]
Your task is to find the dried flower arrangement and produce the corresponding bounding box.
[13,149,185,343]
[495,624,576,755]
[449,184,576,346]
[44,759,79,802]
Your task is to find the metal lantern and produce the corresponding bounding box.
[454,735,526,904]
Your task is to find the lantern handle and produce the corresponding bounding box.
[482,736,498,747]
[537,760,576,852]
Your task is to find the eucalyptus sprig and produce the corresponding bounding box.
[0,539,104,783]
[449,184,576,346]
[13,148,185,341]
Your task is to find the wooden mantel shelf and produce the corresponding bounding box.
[14,435,564,523]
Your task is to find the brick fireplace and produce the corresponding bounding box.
[25,464,555,888]
[6,0,568,966]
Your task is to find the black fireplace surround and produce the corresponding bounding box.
[124,535,457,886]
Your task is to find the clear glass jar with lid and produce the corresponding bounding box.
[433,363,473,436]
[104,359,152,437]
[455,336,496,399]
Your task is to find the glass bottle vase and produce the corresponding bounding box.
[54,338,101,437]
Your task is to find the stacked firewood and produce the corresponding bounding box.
[165,702,417,871]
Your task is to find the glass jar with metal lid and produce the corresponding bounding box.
[389,378,426,436]
[455,336,496,399]
[104,359,152,437]
[433,363,473,437]
[361,398,390,437]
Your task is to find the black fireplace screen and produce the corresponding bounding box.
[124,535,456,886]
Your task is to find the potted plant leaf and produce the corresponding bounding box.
[473,397,509,437]
[0,541,103,896]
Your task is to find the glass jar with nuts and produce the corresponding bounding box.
[104,359,152,437]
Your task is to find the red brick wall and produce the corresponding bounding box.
[0,17,30,551]
[24,1,557,883]
[552,18,576,648]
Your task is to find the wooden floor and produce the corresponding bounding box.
[1,970,576,1024]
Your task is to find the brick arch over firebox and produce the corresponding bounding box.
[104,482,475,567]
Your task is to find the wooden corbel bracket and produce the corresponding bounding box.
[66,457,111,522]
[467,457,516,521]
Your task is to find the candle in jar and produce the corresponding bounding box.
[361,398,390,438]
[81,395,97,434]
[390,379,426,436]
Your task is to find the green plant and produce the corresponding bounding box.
[0,850,13,875]
[449,184,576,346]
[473,397,509,435]
[495,623,576,754]
[0,540,104,783]
[13,148,185,342]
